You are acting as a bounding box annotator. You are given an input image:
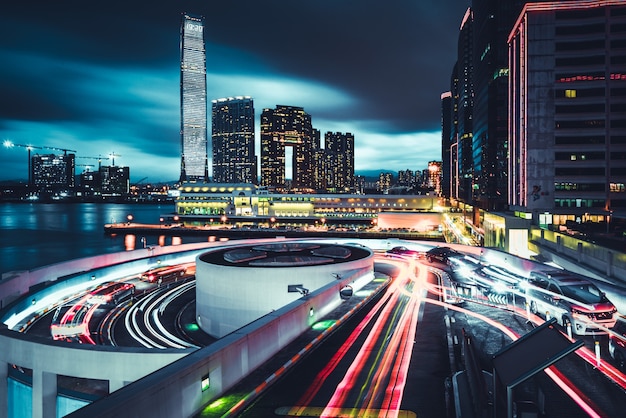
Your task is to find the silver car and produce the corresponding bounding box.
[525,274,617,335]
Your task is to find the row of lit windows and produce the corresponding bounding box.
[554,199,605,208]
[554,182,605,191]
[556,72,626,82]
[556,87,626,98]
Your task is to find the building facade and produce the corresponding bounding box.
[260,105,315,190]
[508,0,626,225]
[180,14,208,182]
[32,153,75,192]
[471,0,529,211]
[211,96,257,184]
[322,131,355,193]
[100,165,130,197]
[175,182,443,222]
[456,8,475,204]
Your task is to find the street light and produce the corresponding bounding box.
[127,214,133,225]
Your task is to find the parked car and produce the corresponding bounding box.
[525,274,617,335]
[386,246,424,259]
[609,316,626,370]
[425,246,462,264]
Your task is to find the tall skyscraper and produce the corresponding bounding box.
[323,131,355,192]
[508,0,626,220]
[180,14,208,182]
[260,105,315,190]
[456,7,474,204]
[441,91,453,199]
[211,97,257,184]
[471,0,530,211]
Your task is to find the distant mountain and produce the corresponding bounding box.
[355,169,397,180]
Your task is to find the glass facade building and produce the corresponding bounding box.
[211,97,257,184]
[180,14,208,182]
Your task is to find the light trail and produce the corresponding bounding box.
[123,282,197,349]
[320,259,424,417]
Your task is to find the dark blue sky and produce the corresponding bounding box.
[0,0,470,182]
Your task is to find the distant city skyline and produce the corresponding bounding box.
[0,1,470,183]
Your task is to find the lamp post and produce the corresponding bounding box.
[127,214,133,225]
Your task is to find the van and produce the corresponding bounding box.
[525,274,617,335]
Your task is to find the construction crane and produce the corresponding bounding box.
[76,156,110,170]
[3,140,78,185]
[42,146,77,155]
[109,152,122,166]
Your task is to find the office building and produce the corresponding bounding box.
[441,91,453,199]
[455,8,474,204]
[180,14,208,182]
[211,97,257,184]
[260,105,315,190]
[471,0,531,211]
[508,0,626,226]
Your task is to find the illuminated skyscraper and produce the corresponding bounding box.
[180,14,208,182]
[212,97,257,184]
[260,105,315,190]
[323,131,355,192]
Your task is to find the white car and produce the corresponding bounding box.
[525,274,617,335]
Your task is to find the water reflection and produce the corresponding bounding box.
[123,234,188,250]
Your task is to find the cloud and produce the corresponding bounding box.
[0,0,470,183]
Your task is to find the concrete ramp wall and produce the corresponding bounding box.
[67,267,373,418]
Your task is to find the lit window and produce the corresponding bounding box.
[565,89,576,98]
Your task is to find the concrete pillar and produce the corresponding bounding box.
[32,369,56,418]
[577,242,583,263]
[607,251,614,278]
[0,361,7,418]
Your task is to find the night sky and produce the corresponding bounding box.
[0,0,470,183]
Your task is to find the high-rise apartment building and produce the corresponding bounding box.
[100,165,130,197]
[508,0,626,223]
[441,91,453,199]
[378,172,392,193]
[211,97,257,184]
[32,153,75,191]
[323,131,355,193]
[180,14,208,182]
[260,105,315,190]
